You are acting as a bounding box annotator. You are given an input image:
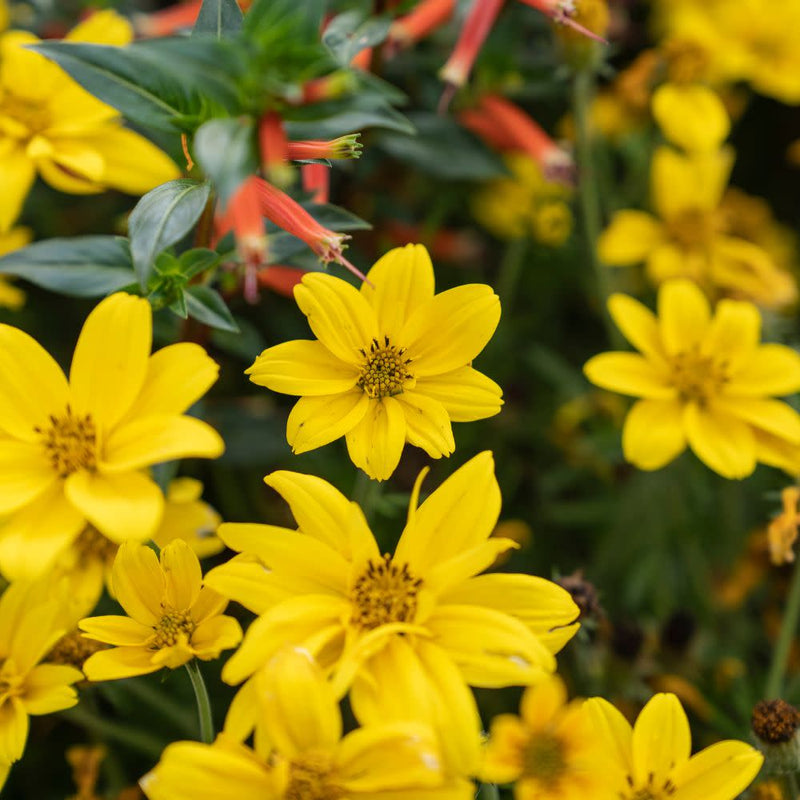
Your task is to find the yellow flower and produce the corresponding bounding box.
[0,224,30,310]
[206,452,579,773]
[599,145,796,308]
[79,539,242,680]
[586,693,763,800]
[246,243,503,481]
[0,11,180,233]
[583,279,800,478]
[472,153,573,245]
[141,647,470,800]
[0,292,224,579]
[651,84,729,153]
[481,675,613,800]
[0,580,83,788]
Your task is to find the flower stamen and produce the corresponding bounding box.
[669,346,729,405]
[37,406,98,477]
[285,752,344,800]
[150,609,196,650]
[350,554,422,630]
[357,337,413,399]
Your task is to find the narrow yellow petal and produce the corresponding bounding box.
[714,397,800,443]
[519,675,568,731]
[160,540,202,611]
[414,366,503,422]
[652,84,729,152]
[584,352,675,399]
[0,440,56,514]
[684,403,756,479]
[583,697,633,781]
[701,298,760,371]
[66,9,133,44]
[598,211,665,266]
[110,541,165,625]
[671,741,763,800]
[345,397,406,481]
[0,698,28,763]
[0,149,35,233]
[204,558,290,615]
[658,279,710,355]
[79,615,153,646]
[727,344,800,397]
[622,399,687,471]
[396,391,455,458]
[287,391,369,454]
[607,293,668,363]
[22,664,81,714]
[631,694,691,788]
[82,647,159,681]
[191,616,242,657]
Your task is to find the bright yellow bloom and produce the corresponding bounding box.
[472,154,573,245]
[599,145,796,308]
[79,539,242,680]
[481,675,613,800]
[583,279,800,478]
[247,243,502,480]
[651,83,729,153]
[141,647,470,800]
[206,452,579,773]
[0,292,224,579]
[0,11,180,232]
[0,580,83,789]
[0,224,29,309]
[586,693,763,800]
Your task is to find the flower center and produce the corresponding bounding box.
[522,734,567,787]
[0,660,24,704]
[285,752,343,800]
[667,210,717,250]
[47,630,107,670]
[37,406,98,478]
[150,608,196,650]
[625,772,677,800]
[669,346,729,406]
[350,554,422,631]
[73,525,119,570]
[357,337,412,399]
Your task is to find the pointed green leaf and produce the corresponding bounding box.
[322,11,391,67]
[193,117,257,204]
[194,0,244,37]
[129,179,212,288]
[185,285,239,331]
[0,236,136,297]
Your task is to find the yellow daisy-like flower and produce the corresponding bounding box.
[246,243,503,481]
[0,292,224,579]
[0,580,83,789]
[79,539,242,680]
[586,693,763,800]
[141,647,471,800]
[599,145,795,309]
[481,675,613,800]
[583,279,800,478]
[0,10,180,233]
[206,451,579,772]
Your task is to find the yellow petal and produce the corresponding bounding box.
[701,298,760,371]
[124,342,220,418]
[414,366,503,422]
[8,597,66,672]
[191,615,242,657]
[35,140,104,193]
[160,539,202,611]
[0,323,70,441]
[64,469,164,543]
[424,539,520,594]
[726,344,800,397]
[607,293,668,363]
[583,697,633,780]
[631,694,691,788]
[0,440,55,514]
[652,84,729,152]
[110,541,165,625]
[204,558,289,615]
[294,273,379,365]
[584,352,675,399]
[658,279,710,355]
[256,647,342,756]
[684,403,756,479]
[622,399,687,471]
[401,285,500,377]
[647,243,704,285]
[66,9,133,45]
[102,414,224,472]
[396,391,455,458]
[247,339,358,395]
[361,243,436,340]
[345,397,406,481]
[481,714,526,783]
[671,741,763,800]
[79,615,153,645]
[287,391,369,454]
[519,675,568,730]
[713,397,800,443]
[0,148,35,233]
[263,471,379,562]
[395,451,500,572]
[223,679,258,744]
[69,293,152,432]
[652,147,733,219]
[22,664,81,714]
[82,647,158,681]
[598,211,665,266]
[0,698,28,763]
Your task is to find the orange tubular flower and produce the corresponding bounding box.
[257,265,306,297]
[474,94,574,184]
[258,112,292,188]
[301,163,330,203]
[388,0,456,49]
[516,0,608,42]
[287,135,362,161]
[134,0,202,37]
[225,177,268,303]
[439,0,505,107]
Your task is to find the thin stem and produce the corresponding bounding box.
[185,660,214,744]
[571,67,620,348]
[765,556,800,699]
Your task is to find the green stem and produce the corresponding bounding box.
[99,677,196,736]
[60,706,164,759]
[765,556,800,699]
[571,68,620,348]
[185,660,214,744]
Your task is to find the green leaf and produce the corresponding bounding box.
[286,105,414,139]
[194,0,244,37]
[322,11,391,67]
[0,236,136,297]
[193,117,257,204]
[168,292,189,318]
[129,179,212,289]
[178,248,223,279]
[185,285,239,331]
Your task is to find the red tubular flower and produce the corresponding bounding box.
[438,0,505,109]
[255,177,367,282]
[258,112,292,187]
[134,1,202,36]
[301,164,330,204]
[517,0,607,42]
[287,135,362,161]
[458,108,519,151]
[473,94,575,184]
[257,265,307,297]
[350,47,373,70]
[388,0,456,49]
[301,72,357,104]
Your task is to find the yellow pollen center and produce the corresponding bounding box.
[522,734,567,786]
[0,660,24,704]
[285,752,343,800]
[350,554,422,631]
[150,608,196,650]
[670,346,729,406]
[624,771,677,800]
[37,406,98,478]
[357,336,412,399]
[667,210,717,250]
[73,525,119,569]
